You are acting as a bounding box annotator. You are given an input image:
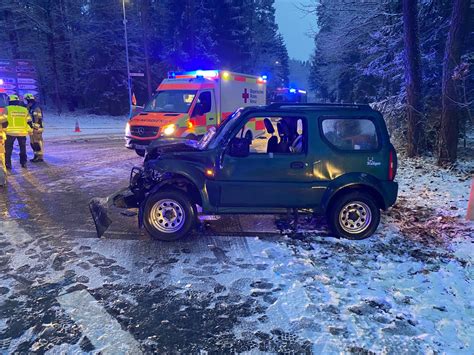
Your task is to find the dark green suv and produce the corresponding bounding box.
[90,103,398,241]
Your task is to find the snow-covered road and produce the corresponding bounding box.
[0,135,472,353]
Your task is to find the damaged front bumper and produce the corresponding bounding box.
[89,167,145,238]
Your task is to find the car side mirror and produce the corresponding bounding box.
[229,137,250,158]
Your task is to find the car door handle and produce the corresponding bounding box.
[208,117,214,121]
[290,161,305,169]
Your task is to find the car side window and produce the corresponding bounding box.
[321,118,379,151]
[236,116,306,154]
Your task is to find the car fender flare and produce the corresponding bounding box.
[144,168,207,207]
[322,173,387,211]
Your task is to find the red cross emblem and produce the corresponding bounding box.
[242,88,249,103]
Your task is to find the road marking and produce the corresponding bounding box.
[57,289,142,354]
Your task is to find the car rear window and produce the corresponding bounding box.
[321,118,379,151]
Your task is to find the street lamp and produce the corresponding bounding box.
[122,0,132,118]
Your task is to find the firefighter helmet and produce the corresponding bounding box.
[24,93,35,101]
[8,94,20,102]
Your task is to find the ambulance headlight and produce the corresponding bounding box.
[163,124,176,136]
[125,122,131,136]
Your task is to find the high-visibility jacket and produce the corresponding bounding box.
[3,105,32,137]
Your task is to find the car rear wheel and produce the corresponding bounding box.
[328,191,380,240]
[143,189,196,241]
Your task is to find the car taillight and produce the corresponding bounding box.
[388,148,397,180]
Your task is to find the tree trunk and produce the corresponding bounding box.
[437,0,470,165]
[46,24,62,114]
[402,0,423,157]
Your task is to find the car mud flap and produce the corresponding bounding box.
[138,202,145,229]
[89,187,130,238]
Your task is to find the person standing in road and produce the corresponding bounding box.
[4,94,32,169]
[24,93,44,162]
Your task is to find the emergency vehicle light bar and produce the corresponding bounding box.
[168,70,219,79]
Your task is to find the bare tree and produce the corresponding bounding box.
[402,0,423,157]
[438,0,471,165]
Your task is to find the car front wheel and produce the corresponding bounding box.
[328,191,380,240]
[143,189,196,241]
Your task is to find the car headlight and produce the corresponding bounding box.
[163,124,176,136]
[125,122,131,136]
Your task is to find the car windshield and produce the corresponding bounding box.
[199,109,242,150]
[0,94,7,108]
[144,90,196,113]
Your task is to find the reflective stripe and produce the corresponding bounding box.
[159,83,214,90]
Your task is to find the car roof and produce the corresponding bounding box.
[241,102,377,116]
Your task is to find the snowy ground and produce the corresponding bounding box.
[0,127,473,353]
[42,110,127,139]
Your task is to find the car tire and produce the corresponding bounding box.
[327,191,380,240]
[135,149,145,157]
[143,189,196,241]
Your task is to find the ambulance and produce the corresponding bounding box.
[125,70,266,156]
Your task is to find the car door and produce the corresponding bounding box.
[191,90,217,135]
[215,115,315,208]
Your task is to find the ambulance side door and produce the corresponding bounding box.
[191,90,217,135]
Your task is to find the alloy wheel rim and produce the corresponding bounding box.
[149,199,186,233]
[339,201,372,234]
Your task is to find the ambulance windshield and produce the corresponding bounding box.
[200,109,242,150]
[144,90,196,113]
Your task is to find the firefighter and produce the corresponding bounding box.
[4,94,32,169]
[24,93,44,162]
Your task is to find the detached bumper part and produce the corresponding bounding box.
[89,187,132,238]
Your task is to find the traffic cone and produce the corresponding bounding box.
[74,119,81,133]
[467,178,474,221]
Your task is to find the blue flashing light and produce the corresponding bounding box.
[298,89,307,94]
[262,75,268,80]
[168,71,176,79]
[289,88,296,93]
[195,70,218,78]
